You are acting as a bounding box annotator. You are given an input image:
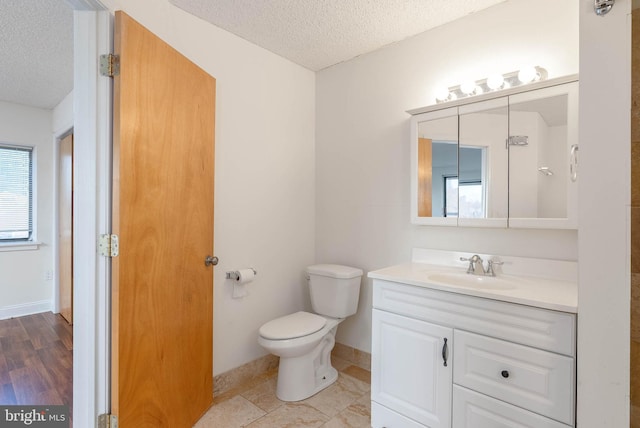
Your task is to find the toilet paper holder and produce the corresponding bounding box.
[226,268,257,280]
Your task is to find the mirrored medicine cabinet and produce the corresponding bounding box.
[410,76,578,229]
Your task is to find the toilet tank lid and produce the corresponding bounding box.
[306,264,363,279]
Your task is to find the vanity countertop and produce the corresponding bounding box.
[368,262,578,313]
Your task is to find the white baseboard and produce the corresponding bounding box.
[0,300,52,320]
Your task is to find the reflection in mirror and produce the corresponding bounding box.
[417,115,458,218]
[459,104,508,220]
[509,94,568,218]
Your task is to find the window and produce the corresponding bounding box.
[0,145,33,241]
[443,176,485,218]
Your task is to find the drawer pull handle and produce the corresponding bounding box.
[501,370,510,378]
[442,338,448,367]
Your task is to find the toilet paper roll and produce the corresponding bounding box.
[236,268,255,284]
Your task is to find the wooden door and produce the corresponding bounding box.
[417,137,433,217]
[111,11,216,427]
[59,133,73,324]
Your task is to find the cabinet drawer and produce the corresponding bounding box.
[373,279,575,356]
[453,385,571,428]
[372,401,426,428]
[453,330,574,425]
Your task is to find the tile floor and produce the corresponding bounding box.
[194,357,371,427]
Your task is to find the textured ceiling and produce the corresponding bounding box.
[0,0,508,108]
[0,0,73,109]
[169,0,507,71]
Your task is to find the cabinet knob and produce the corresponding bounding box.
[501,370,510,378]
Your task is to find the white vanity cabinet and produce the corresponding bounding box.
[371,279,576,428]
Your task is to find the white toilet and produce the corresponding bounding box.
[258,264,363,401]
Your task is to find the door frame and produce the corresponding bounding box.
[52,126,73,316]
[66,0,112,426]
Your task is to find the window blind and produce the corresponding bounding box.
[0,145,33,240]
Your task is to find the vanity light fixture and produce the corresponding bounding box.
[435,66,548,104]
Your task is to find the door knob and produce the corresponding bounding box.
[204,255,219,267]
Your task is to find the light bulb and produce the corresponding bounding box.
[435,86,450,102]
[518,66,538,84]
[460,80,476,95]
[448,93,457,101]
[487,74,504,90]
[474,85,484,95]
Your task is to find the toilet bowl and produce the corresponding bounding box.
[259,311,341,401]
[258,264,363,401]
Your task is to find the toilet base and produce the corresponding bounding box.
[275,332,338,401]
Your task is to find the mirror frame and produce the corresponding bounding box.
[409,75,579,229]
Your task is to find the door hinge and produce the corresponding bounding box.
[100,53,120,77]
[99,234,119,257]
[98,414,118,428]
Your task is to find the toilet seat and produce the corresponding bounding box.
[259,311,326,340]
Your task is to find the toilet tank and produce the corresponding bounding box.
[306,264,363,318]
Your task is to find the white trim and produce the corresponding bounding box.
[72,2,111,427]
[0,300,52,320]
[0,241,41,252]
[65,0,105,11]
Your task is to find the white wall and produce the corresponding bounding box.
[578,0,631,425]
[0,101,54,317]
[99,0,316,375]
[53,91,73,135]
[316,0,579,353]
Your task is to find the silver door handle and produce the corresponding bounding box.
[570,144,579,182]
[205,255,219,267]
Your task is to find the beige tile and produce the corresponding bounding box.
[332,356,351,372]
[352,349,371,371]
[332,343,353,362]
[245,402,329,428]
[304,373,370,417]
[241,377,284,413]
[332,343,372,371]
[214,354,279,396]
[323,394,371,428]
[341,365,371,385]
[194,395,265,428]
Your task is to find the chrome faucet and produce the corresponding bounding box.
[486,259,504,277]
[460,255,504,276]
[460,255,485,275]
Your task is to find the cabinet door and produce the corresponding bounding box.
[507,81,578,229]
[372,309,452,427]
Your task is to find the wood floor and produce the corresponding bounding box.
[0,312,72,415]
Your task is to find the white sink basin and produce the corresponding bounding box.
[427,272,518,290]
